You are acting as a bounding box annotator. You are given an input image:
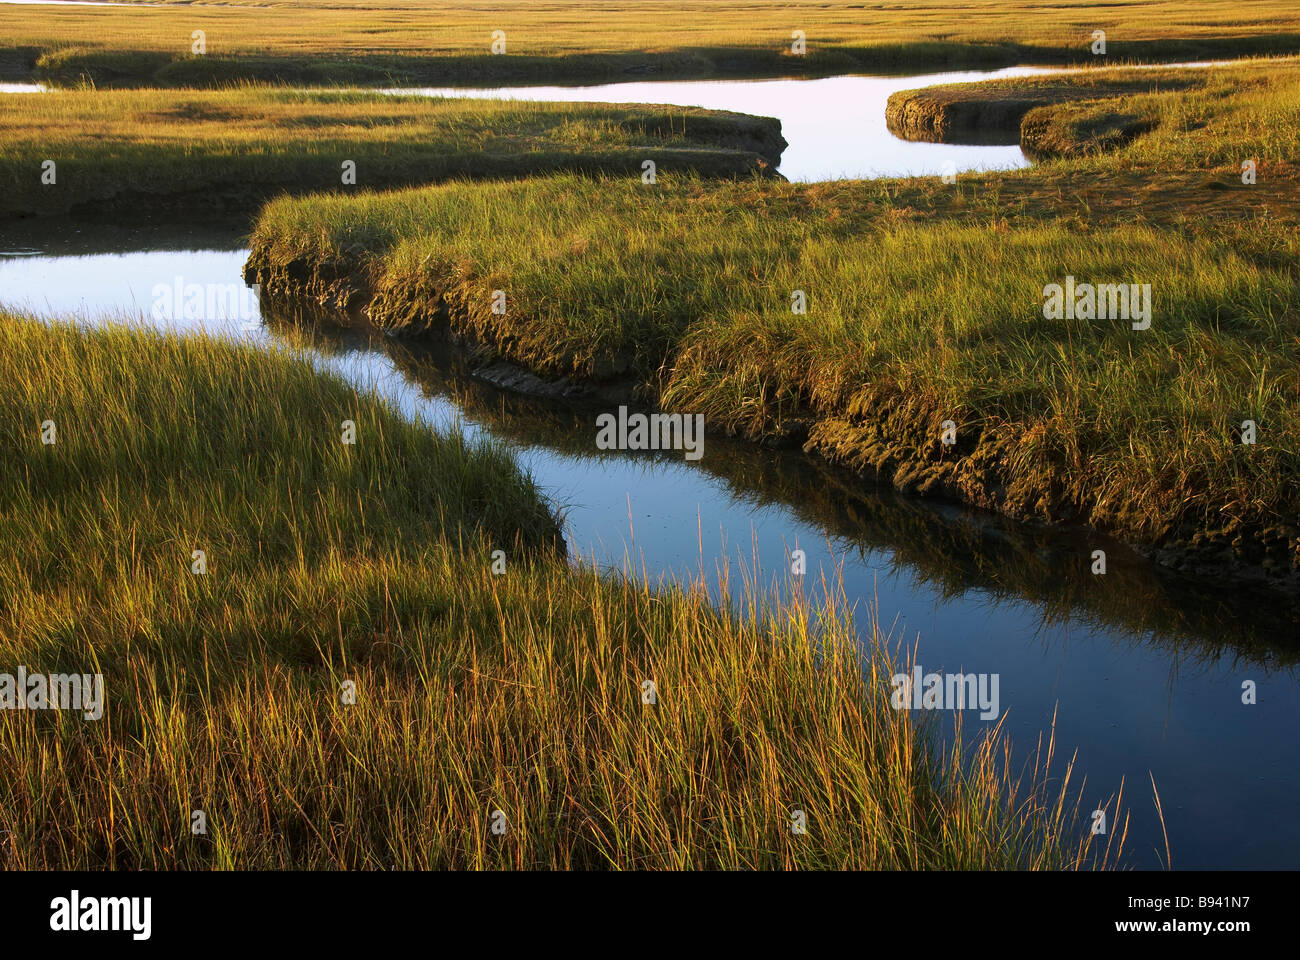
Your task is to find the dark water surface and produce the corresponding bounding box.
[2,218,1296,870]
[3,58,1296,867]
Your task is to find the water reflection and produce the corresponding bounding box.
[386,68,1054,181]
[1,222,1297,869]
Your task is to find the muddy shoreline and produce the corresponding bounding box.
[883,71,1206,154]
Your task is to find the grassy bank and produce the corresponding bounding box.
[246,58,1300,584]
[0,312,1117,869]
[7,0,1300,87]
[336,328,1300,664]
[0,87,783,218]
[886,64,1211,144]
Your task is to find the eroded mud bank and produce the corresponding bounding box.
[884,71,1203,155]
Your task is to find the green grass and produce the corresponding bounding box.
[246,57,1300,578]
[6,0,1300,87]
[0,312,1119,869]
[0,86,783,217]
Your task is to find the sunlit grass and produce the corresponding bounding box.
[7,0,1300,87]
[0,313,1120,869]
[247,58,1300,568]
[0,86,781,216]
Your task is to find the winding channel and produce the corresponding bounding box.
[2,65,1296,869]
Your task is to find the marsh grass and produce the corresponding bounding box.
[8,0,1300,86]
[246,61,1300,567]
[0,312,1122,869]
[364,332,1300,664]
[0,86,782,217]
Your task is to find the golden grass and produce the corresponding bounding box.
[246,57,1300,575]
[7,0,1300,86]
[0,86,782,216]
[0,312,1122,869]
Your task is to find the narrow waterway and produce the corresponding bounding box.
[1,217,1296,869]
[2,63,1296,869]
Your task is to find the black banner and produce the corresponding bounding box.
[2,870,1280,947]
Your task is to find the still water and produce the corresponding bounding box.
[1,220,1296,870]
[386,68,1056,181]
[7,61,1224,181]
[1,64,1296,869]
[1,69,1042,181]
